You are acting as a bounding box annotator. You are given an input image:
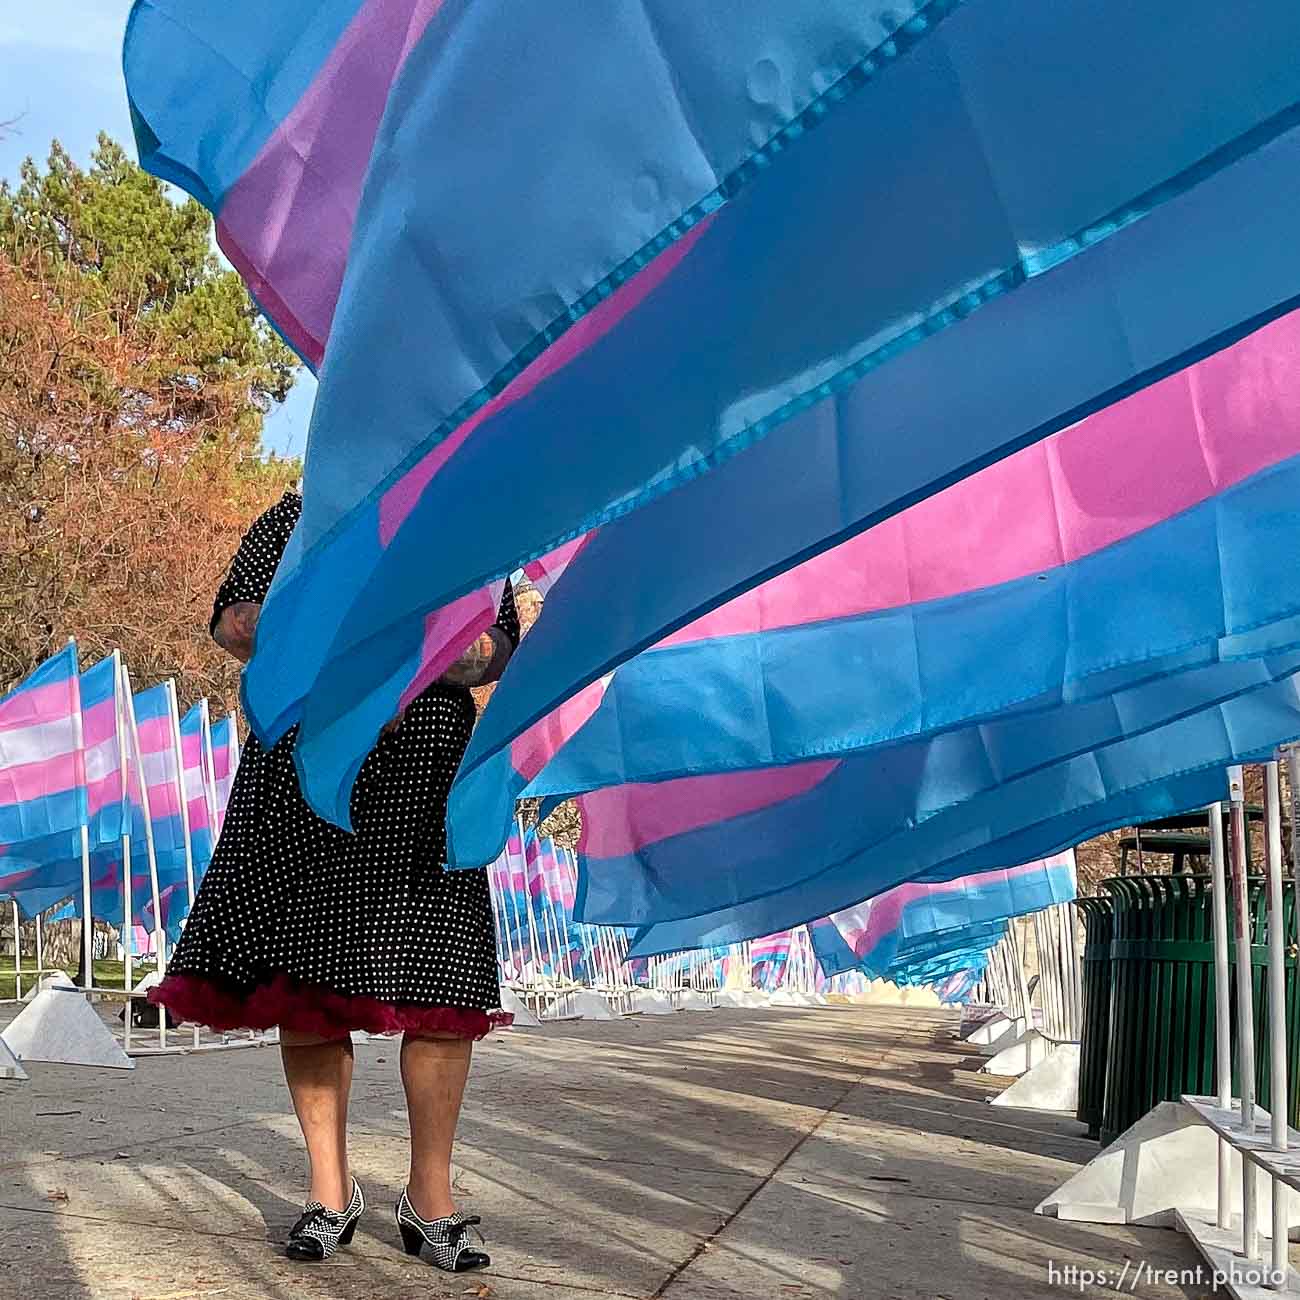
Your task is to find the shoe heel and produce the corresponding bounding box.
[338,1219,358,1247]
[399,1224,424,1257]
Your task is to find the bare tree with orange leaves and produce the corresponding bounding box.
[0,136,300,708]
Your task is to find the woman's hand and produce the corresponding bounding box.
[213,601,261,664]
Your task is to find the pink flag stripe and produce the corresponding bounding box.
[142,784,183,820]
[186,796,211,832]
[510,678,610,784]
[135,716,175,755]
[0,749,83,804]
[523,535,591,596]
[378,217,715,543]
[580,760,839,861]
[661,308,1300,647]
[751,932,791,961]
[398,581,505,711]
[0,865,38,891]
[846,854,1073,946]
[0,680,77,732]
[495,312,1300,814]
[81,696,118,748]
[86,771,124,817]
[91,861,121,891]
[217,0,448,368]
[181,732,203,768]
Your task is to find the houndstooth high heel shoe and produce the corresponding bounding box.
[286,1178,365,1261]
[395,1188,490,1271]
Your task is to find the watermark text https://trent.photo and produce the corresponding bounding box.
[1047,1258,1287,1293]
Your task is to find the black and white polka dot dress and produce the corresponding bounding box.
[152,493,514,1038]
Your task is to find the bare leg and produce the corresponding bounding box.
[280,1029,354,1212]
[401,1032,472,1219]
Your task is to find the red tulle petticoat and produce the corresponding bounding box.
[150,972,512,1040]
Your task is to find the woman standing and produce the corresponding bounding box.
[152,489,515,1272]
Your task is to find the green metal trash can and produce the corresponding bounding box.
[1100,873,1300,1147]
[1075,896,1114,1139]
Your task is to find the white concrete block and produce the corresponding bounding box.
[672,990,716,1012]
[978,1017,1032,1056]
[963,1012,1014,1045]
[499,986,541,1028]
[0,1035,27,1081]
[982,1028,1050,1077]
[769,989,813,1007]
[627,989,676,1016]
[1037,1101,1300,1229]
[543,990,618,1021]
[2,987,133,1070]
[1176,1211,1300,1298]
[991,1043,1080,1111]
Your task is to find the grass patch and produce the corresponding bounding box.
[0,957,158,1001]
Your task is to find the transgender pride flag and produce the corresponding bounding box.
[750,932,792,992]
[80,653,126,849]
[209,715,239,837]
[132,686,192,909]
[179,701,217,881]
[126,680,191,939]
[0,643,85,846]
[523,829,585,979]
[810,853,1076,979]
[0,646,126,925]
[125,0,1300,839]
[449,309,1300,954]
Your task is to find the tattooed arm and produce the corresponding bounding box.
[209,492,301,664]
[212,600,261,664]
[439,625,514,687]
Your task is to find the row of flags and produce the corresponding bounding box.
[0,642,240,956]
[488,824,635,989]
[1,645,1032,1004]
[123,0,1300,862]
[484,826,1011,1003]
[807,852,1077,985]
[119,2,1300,984]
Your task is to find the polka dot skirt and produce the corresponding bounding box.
[151,493,515,1039]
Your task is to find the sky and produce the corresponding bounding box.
[1,1,316,459]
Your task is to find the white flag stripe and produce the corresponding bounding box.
[141,749,180,790]
[0,715,79,768]
[83,733,122,783]
[182,763,207,800]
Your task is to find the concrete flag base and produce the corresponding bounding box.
[500,986,541,1027]
[2,987,133,1070]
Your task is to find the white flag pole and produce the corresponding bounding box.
[120,663,165,978]
[11,900,21,998]
[165,681,196,912]
[516,816,545,987]
[198,699,219,845]
[486,854,513,983]
[67,638,94,993]
[110,651,134,999]
[229,704,242,773]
